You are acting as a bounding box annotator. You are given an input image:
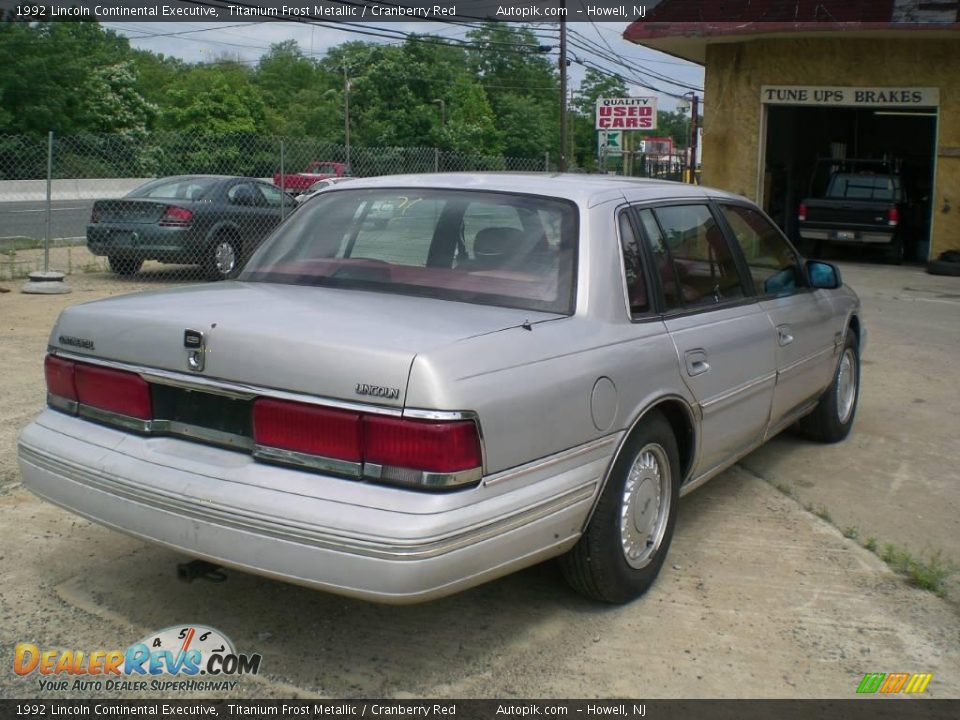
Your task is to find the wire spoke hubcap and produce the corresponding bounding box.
[619,443,671,569]
[836,348,857,424]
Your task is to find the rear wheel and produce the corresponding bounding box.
[204,237,241,280]
[108,255,143,276]
[798,331,860,443]
[885,235,905,265]
[560,412,680,604]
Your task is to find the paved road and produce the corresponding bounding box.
[0,200,93,246]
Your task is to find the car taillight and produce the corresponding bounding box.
[798,202,807,222]
[159,206,193,227]
[252,398,482,487]
[253,399,362,462]
[89,204,101,224]
[75,364,152,420]
[364,416,481,474]
[45,355,151,421]
[45,355,77,402]
[887,207,899,227]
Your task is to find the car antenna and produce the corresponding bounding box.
[521,319,533,331]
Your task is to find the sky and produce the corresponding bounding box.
[102,20,705,111]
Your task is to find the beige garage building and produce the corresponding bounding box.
[626,1,960,262]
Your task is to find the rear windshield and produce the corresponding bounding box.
[127,177,217,201]
[240,188,578,314]
[826,174,899,201]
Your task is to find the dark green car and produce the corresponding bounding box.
[87,175,295,280]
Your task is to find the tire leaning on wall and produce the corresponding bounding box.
[926,250,960,277]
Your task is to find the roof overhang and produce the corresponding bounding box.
[623,23,960,65]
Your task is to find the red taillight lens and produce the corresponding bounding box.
[798,202,807,222]
[887,207,899,226]
[253,398,362,462]
[45,355,77,401]
[75,364,152,420]
[159,206,193,227]
[364,416,482,474]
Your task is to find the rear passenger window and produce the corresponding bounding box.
[652,205,746,307]
[636,209,683,311]
[618,213,649,316]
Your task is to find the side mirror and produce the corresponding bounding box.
[806,260,842,290]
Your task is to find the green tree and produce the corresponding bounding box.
[466,23,559,158]
[0,20,131,135]
[159,63,265,134]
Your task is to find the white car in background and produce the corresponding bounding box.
[295,176,355,204]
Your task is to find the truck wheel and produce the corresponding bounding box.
[798,331,860,443]
[108,255,143,276]
[560,412,680,604]
[885,236,904,265]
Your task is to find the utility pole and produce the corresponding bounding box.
[558,5,568,172]
[433,98,446,129]
[689,94,699,184]
[344,66,351,172]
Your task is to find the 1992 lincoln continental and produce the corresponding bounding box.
[18,174,864,604]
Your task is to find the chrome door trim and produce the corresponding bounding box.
[699,371,777,414]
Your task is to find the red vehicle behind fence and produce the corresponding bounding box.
[273,161,349,194]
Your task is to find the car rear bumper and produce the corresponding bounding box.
[87,224,198,260]
[18,410,610,603]
[798,225,896,244]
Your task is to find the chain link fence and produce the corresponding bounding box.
[0,132,551,283]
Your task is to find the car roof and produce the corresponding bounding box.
[335,172,748,207]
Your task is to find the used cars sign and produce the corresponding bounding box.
[595,97,658,130]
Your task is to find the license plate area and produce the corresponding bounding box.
[835,230,856,241]
[150,384,252,441]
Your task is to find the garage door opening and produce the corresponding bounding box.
[762,104,937,263]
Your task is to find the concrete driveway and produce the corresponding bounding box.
[0,264,957,699]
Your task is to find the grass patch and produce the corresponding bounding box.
[877,544,954,597]
[773,481,796,498]
[842,526,859,540]
[864,536,878,552]
[813,505,832,523]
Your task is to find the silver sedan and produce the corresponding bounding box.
[18,173,863,604]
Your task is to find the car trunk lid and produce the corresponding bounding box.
[50,281,559,407]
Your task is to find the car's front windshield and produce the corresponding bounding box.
[240,188,578,315]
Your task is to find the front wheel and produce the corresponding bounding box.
[560,412,680,604]
[798,331,860,443]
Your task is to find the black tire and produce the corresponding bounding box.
[798,331,860,443]
[204,236,241,281]
[927,259,960,277]
[108,255,143,276]
[560,412,680,604]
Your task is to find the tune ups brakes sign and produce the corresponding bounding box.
[13,625,262,693]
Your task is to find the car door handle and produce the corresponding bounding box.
[684,349,710,377]
[777,325,794,346]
